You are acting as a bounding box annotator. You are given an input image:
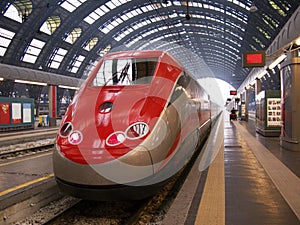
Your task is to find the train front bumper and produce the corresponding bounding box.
[52,145,162,200]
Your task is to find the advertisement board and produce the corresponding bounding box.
[12,103,22,124]
[267,98,281,127]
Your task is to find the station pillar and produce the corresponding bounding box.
[240,88,248,121]
[280,51,300,151]
[255,78,261,95]
[48,85,57,127]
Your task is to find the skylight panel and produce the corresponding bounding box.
[121,14,129,21]
[60,1,74,12]
[115,17,123,25]
[135,8,143,14]
[106,1,116,10]
[131,9,139,17]
[69,54,85,73]
[146,5,153,11]
[3,4,22,23]
[0,28,15,56]
[84,10,102,24]
[107,23,114,30]
[192,2,202,7]
[125,12,134,19]
[48,48,68,69]
[84,17,94,24]
[60,0,86,12]
[100,5,110,13]
[269,0,286,16]
[95,8,106,17]
[173,0,181,6]
[102,27,110,34]
[140,6,149,12]
[111,20,119,27]
[90,12,101,20]
[169,13,178,18]
[132,23,140,30]
[84,37,98,51]
[22,38,45,64]
[111,0,122,7]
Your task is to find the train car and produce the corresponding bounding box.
[53,50,218,200]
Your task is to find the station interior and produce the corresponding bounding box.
[0,0,300,224]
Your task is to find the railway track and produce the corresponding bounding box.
[8,128,207,224]
[39,147,199,225]
[0,141,55,159]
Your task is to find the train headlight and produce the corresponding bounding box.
[106,131,126,146]
[59,122,73,138]
[125,122,149,140]
[68,130,83,145]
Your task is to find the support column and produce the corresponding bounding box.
[240,89,249,121]
[280,51,300,151]
[244,88,249,121]
[255,78,261,95]
[48,85,57,127]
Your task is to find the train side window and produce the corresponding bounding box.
[169,75,187,104]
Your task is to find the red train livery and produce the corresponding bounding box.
[53,50,219,200]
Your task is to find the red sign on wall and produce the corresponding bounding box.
[0,103,11,124]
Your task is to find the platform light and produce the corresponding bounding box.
[58,85,79,90]
[250,79,256,86]
[257,70,267,79]
[268,54,287,70]
[295,37,300,46]
[15,79,47,86]
[0,77,3,81]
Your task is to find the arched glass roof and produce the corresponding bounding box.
[0,0,299,88]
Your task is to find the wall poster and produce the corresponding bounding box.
[267,98,281,127]
[0,103,10,124]
[23,103,32,123]
[12,103,22,124]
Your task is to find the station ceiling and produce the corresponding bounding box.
[0,0,299,89]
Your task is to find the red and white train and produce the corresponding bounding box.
[53,50,220,200]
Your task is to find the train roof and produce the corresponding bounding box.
[100,50,183,70]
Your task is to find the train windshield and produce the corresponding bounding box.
[91,57,158,86]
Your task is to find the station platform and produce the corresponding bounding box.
[1,111,300,224]
[163,111,300,225]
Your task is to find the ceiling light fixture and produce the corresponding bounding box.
[186,0,191,20]
[295,37,300,46]
[58,85,79,90]
[15,79,47,86]
[249,2,258,13]
[268,54,287,70]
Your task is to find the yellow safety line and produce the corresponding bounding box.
[0,173,54,197]
[0,152,52,167]
[194,144,225,225]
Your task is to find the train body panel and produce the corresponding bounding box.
[53,50,219,200]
